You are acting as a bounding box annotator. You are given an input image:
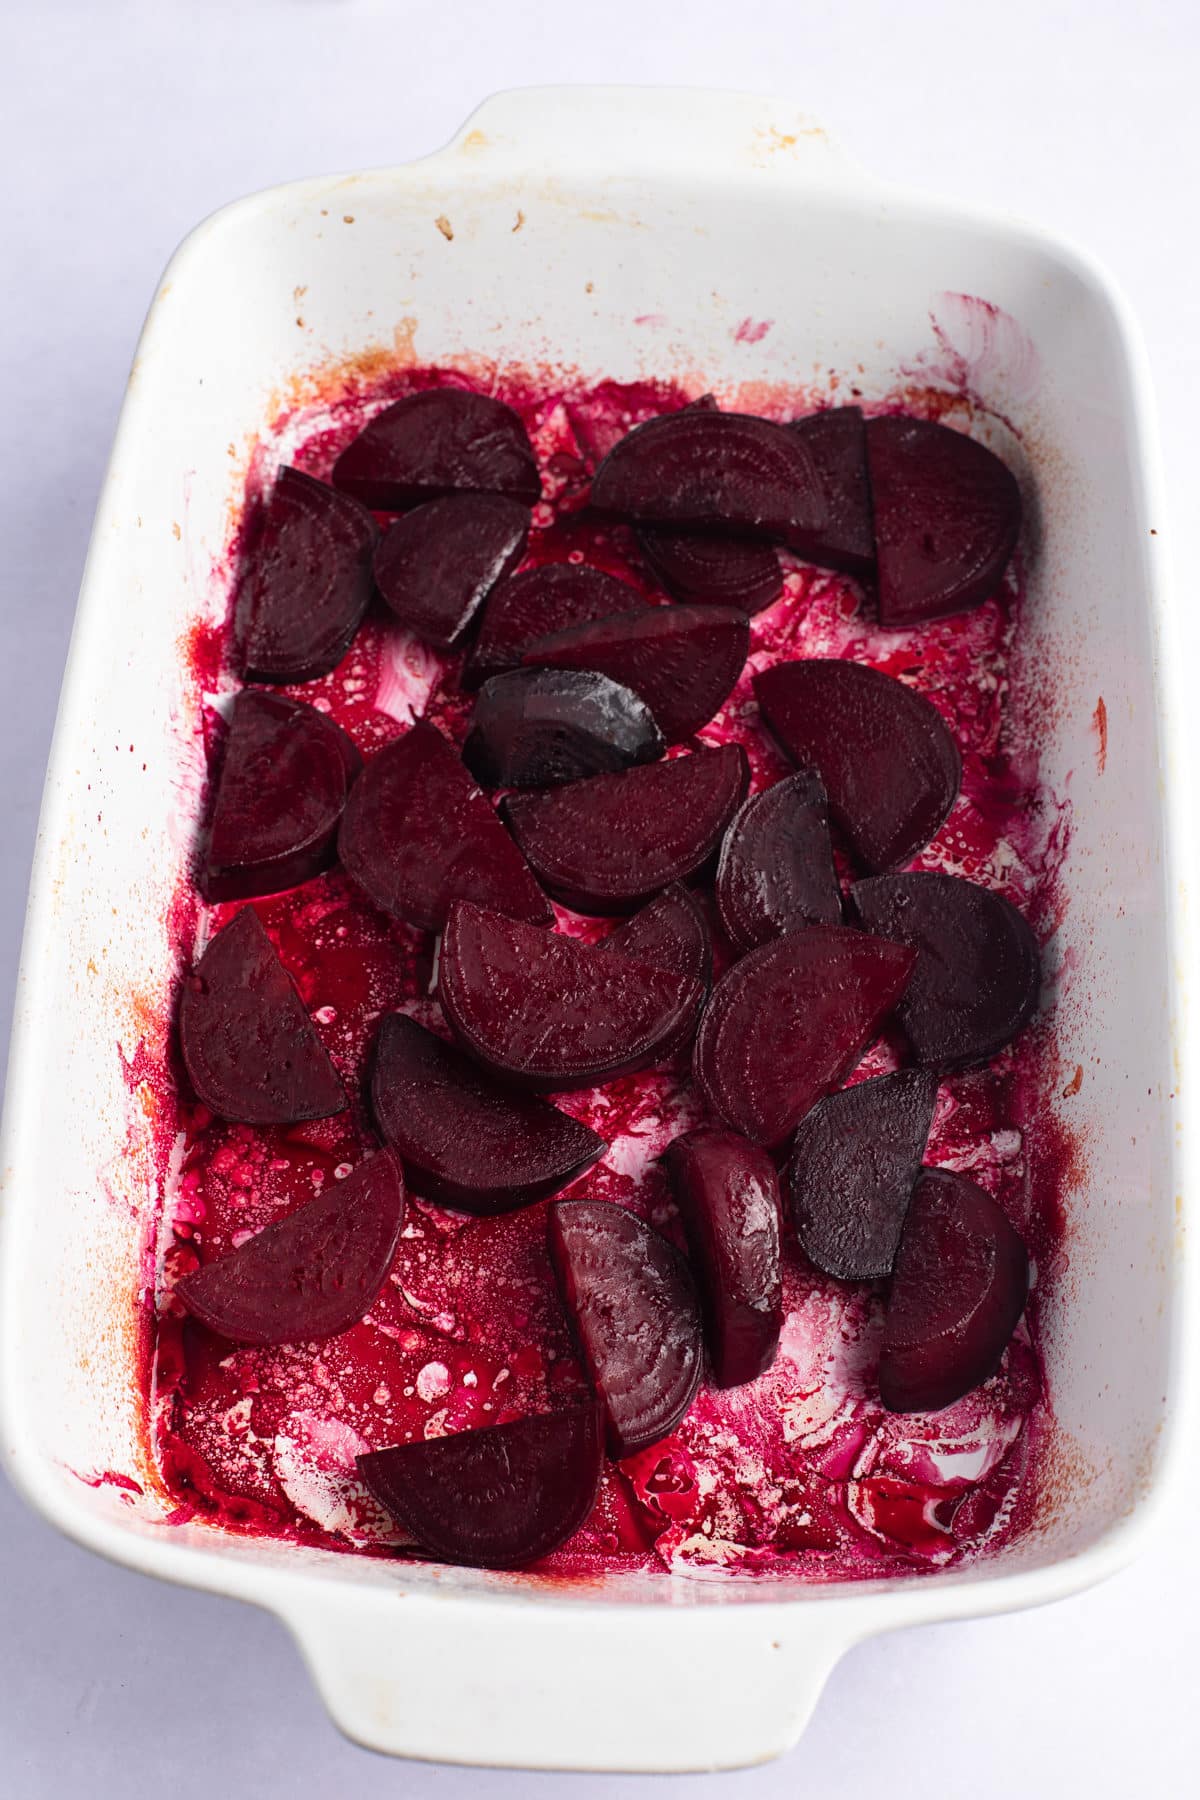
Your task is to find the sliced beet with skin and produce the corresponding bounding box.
[372,493,530,649]
[357,1404,604,1567]
[549,1199,703,1456]
[788,406,874,577]
[852,872,1040,1069]
[754,658,961,872]
[502,746,749,915]
[463,667,664,790]
[439,903,703,1091]
[236,467,377,684]
[866,416,1022,626]
[715,770,842,950]
[176,1148,404,1345]
[605,883,713,988]
[693,926,915,1148]
[879,1167,1029,1413]
[332,388,540,510]
[370,1013,605,1214]
[464,563,648,690]
[179,908,346,1125]
[637,526,783,614]
[788,1070,938,1280]
[663,1127,783,1387]
[339,721,551,932]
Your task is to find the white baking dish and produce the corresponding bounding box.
[0,87,1187,1772]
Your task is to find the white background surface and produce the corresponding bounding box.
[2,1,1198,1793]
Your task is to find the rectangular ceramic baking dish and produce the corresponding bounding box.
[0,87,1187,1772]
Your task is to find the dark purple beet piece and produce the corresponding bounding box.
[663,1127,782,1388]
[523,604,749,744]
[693,926,915,1148]
[357,1404,604,1567]
[463,667,663,790]
[852,872,1040,1069]
[236,467,377,684]
[179,908,346,1125]
[439,903,703,1091]
[637,526,782,614]
[754,659,961,872]
[715,770,842,950]
[331,388,540,510]
[373,493,530,649]
[176,1148,404,1345]
[464,563,648,689]
[202,692,361,902]
[338,721,550,932]
[788,1071,938,1280]
[370,1013,604,1214]
[501,746,748,914]
[788,407,874,577]
[605,883,713,988]
[866,416,1022,626]
[549,1199,702,1456]
[879,1167,1029,1413]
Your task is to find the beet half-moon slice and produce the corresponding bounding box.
[465,563,648,689]
[637,526,782,614]
[372,493,530,649]
[463,667,664,789]
[332,388,541,510]
[788,406,874,577]
[715,770,842,949]
[604,883,713,988]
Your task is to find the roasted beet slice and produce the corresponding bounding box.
[236,467,377,683]
[338,722,550,932]
[693,926,915,1148]
[788,406,874,577]
[663,1127,783,1387]
[549,1199,702,1456]
[637,526,782,614]
[523,604,749,744]
[754,659,961,872]
[464,563,648,689]
[715,770,842,949]
[332,389,540,510]
[372,493,530,649]
[202,692,361,902]
[463,667,663,790]
[852,872,1040,1069]
[788,1071,938,1280]
[502,746,748,914]
[179,908,346,1124]
[176,1148,404,1345]
[370,1013,605,1213]
[605,883,713,988]
[866,416,1022,626]
[879,1167,1029,1412]
[357,1404,604,1567]
[439,903,703,1091]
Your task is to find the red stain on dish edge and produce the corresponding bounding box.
[1093,695,1108,773]
[733,318,773,344]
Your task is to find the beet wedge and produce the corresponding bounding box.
[373,493,530,649]
[439,903,703,1091]
[754,658,961,873]
[605,883,713,988]
[179,908,346,1125]
[332,388,540,510]
[637,526,782,614]
[502,745,749,915]
[879,1167,1029,1413]
[465,563,648,689]
[176,1148,404,1345]
[715,770,842,950]
[463,667,664,790]
[549,1199,703,1456]
[788,406,874,577]
[338,721,551,932]
[357,1404,604,1567]
[693,926,915,1148]
[370,1013,605,1214]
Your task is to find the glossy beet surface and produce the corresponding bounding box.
[866,416,1022,626]
[693,926,916,1148]
[502,745,749,914]
[464,563,647,689]
[338,722,550,932]
[879,1168,1029,1413]
[605,883,713,987]
[176,1149,404,1345]
[357,1404,604,1567]
[549,1199,703,1456]
[202,692,361,902]
[637,526,782,614]
[370,1013,604,1214]
[372,494,530,648]
[439,903,703,1091]
[663,1127,783,1387]
[852,872,1040,1069]
[178,908,346,1125]
[463,667,664,789]
[754,658,961,872]
[715,770,841,949]
[788,406,874,577]
[788,1071,938,1280]
[236,467,377,684]
[524,604,749,744]
[331,389,540,510]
